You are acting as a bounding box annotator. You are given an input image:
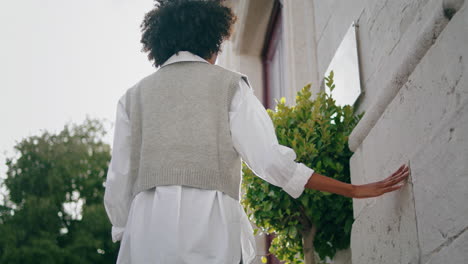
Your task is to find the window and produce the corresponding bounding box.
[261,0,286,110]
[323,22,362,107]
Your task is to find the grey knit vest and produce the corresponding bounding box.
[123,60,251,201]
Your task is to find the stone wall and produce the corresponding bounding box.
[347,1,468,263]
[219,0,467,263]
[312,0,468,263]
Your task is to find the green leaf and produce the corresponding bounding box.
[289,226,298,238]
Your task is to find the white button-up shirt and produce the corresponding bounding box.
[103,51,314,264]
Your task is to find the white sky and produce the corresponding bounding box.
[0,0,156,203]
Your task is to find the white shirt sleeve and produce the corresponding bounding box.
[229,78,314,199]
[103,94,133,243]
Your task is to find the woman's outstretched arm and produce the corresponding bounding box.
[304,164,410,199]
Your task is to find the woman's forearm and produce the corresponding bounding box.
[304,164,410,199]
[304,171,355,198]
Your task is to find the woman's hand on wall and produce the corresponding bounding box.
[352,164,410,199]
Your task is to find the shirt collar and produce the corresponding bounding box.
[160,51,211,68]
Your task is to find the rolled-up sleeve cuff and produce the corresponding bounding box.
[112,226,125,243]
[283,163,315,199]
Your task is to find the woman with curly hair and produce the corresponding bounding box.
[103,1,410,263]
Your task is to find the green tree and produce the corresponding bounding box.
[241,71,364,264]
[0,117,119,263]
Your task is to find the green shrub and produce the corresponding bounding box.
[240,71,364,263]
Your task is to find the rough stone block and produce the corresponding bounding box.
[350,3,468,263]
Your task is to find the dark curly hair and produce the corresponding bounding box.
[140,0,237,68]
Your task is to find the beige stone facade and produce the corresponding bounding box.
[218,0,468,263]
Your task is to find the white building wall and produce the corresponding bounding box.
[313,0,468,263]
[219,0,467,263]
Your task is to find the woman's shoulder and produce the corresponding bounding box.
[211,64,251,87]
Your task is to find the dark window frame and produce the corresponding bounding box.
[261,0,284,110]
[261,3,286,263]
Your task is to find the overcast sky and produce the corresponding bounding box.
[0,0,157,202]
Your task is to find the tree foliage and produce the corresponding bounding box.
[0,117,119,263]
[240,71,364,263]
